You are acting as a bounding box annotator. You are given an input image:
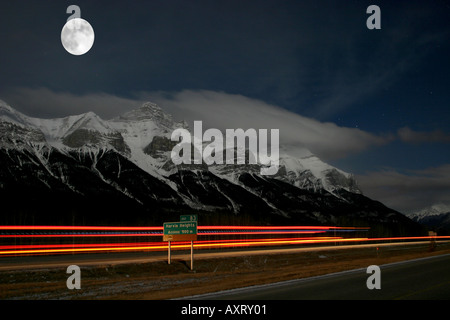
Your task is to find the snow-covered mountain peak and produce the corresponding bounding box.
[65,111,115,135]
[0,99,14,110]
[0,99,365,202]
[0,102,49,149]
[0,99,12,111]
[276,153,362,195]
[408,203,450,219]
[0,100,30,127]
[0,99,417,234]
[126,102,164,120]
[115,102,177,126]
[141,101,163,112]
[22,111,118,151]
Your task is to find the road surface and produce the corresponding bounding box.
[185,253,450,300]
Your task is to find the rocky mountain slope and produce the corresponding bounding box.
[407,204,450,234]
[0,100,423,236]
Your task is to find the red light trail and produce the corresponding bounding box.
[0,225,447,257]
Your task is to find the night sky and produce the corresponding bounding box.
[1,0,449,213]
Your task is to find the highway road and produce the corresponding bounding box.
[185,253,450,300]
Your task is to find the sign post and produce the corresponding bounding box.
[190,240,194,270]
[168,241,171,264]
[429,231,437,251]
[163,216,198,270]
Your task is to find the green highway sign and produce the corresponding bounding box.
[180,215,198,222]
[164,219,198,270]
[163,221,197,241]
[163,221,197,235]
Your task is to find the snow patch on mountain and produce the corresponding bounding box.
[109,102,189,179]
[274,153,361,197]
[407,203,450,220]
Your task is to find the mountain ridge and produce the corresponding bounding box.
[407,204,450,234]
[0,99,424,236]
[0,99,361,195]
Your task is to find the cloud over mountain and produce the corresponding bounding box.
[0,87,392,162]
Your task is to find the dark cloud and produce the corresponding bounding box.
[0,87,143,119]
[398,127,450,144]
[145,89,392,160]
[357,165,450,214]
[1,87,390,161]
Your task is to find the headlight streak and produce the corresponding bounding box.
[0,230,327,238]
[0,225,363,238]
[0,237,350,255]
[0,225,447,257]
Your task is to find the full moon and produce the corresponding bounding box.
[61,18,95,55]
